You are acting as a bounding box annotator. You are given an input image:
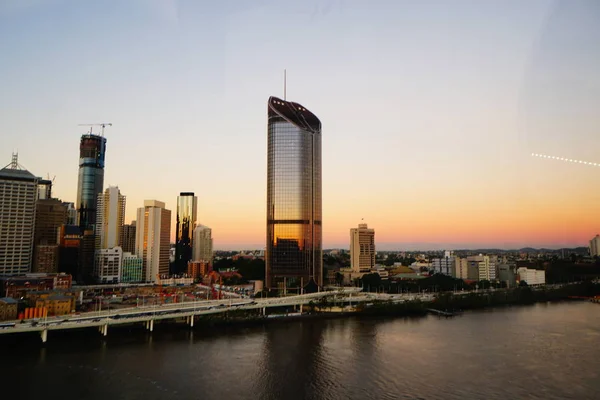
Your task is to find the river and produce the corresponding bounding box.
[3,302,599,399]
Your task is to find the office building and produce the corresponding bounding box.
[467,255,497,281]
[187,260,211,280]
[121,252,143,283]
[590,235,600,257]
[350,223,376,274]
[192,225,213,265]
[32,198,66,273]
[517,267,546,285]
[431,256,455,276]
[76,133,106,230]
[454,257,468,279]
[135,200,171,283]
[57,225,82,279]
[0,154,39,276]
[120,221,136,254]
[498,263,517,287]
[95,186,126,249]
[266,96,322,290]
[94,247,122,284]
[174,192,197,274]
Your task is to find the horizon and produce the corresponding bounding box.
[2,0,599,250]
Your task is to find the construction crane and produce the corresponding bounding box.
[78,123,113,136]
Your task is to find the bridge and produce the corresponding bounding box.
[0,288,368,342]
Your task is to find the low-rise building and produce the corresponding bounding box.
[430,257,455,276]
[371,265,389,280]
[187,260,211,280]
[0,297,18,321]
[35,295,75,316]
[0,273,72,298]
[517,267,546,285]
[122,252,143,283]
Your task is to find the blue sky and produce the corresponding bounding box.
[1,0,599,250]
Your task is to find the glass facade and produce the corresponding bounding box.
[76,134,106,231]
[174,193,197,275]
[266,96,322,290]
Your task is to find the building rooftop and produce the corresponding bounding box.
[0,153,38,182]
[0,297,18,304]
[268,96,321,134]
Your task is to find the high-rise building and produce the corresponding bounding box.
[431,256,455,276]
[192,225,213,265]
[350,223,375,274]
[135,200,171,283]
[0,154,39,276]
[590,235,600,257]
[94,247,122,284]
[174,192,197,275]
[95,186,126,249]
[120,221,136,253]
[467,255,497,281]
[33,198,67,273]
[76,133,106,230]
[454,257,468,279]
[266,96,322,291]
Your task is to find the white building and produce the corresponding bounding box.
[371,265,389,280]
[192,225,213,264]
[431,256,455,276]
[96,186,126,249]
[0,154,39,276]
[350,223,375,274]
[94,247,122,284]
[517,267,546,285]
[135,200,171,283]
[590,235,600,257]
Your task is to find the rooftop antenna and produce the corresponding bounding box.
[284,69,287,101]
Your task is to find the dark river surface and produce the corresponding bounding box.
[2,302,599,399]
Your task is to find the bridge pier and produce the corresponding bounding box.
[262,308,266,316]
[40,329,47,343]
[102,324,108,336]
[149,319,154,332]
[189,316,194,327]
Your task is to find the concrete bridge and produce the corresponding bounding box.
[0,288,365,342]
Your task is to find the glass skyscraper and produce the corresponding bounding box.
[266,96,322,291]
[174,192,197,275]
[76,134,106,230]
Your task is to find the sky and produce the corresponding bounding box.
[1,0,599,250]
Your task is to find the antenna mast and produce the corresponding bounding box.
[284,69,287,101]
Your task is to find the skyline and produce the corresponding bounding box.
[2,0,600,250]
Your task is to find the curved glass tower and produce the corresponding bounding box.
[266,96,322,291]
[76,134,106,231]
[174,192,197,275]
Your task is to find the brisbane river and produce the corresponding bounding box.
[3,302,600,399]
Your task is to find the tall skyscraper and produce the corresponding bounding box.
[266,96,322,291]
[192,225,213,265]
[76,133,106,230]
[135,200,171,282]
[350,223,376,274]
[0,154,39,276]
[174,192,197,275]
[95,186,126,249]
[120,221,136,253]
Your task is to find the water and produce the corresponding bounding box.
[3,302,600,399]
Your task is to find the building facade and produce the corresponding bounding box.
[266,96,322,290]
[192,225,213,265]
[0,154,39,276]
[174,192,197,275]
[187,260,211,281]
[517,267,546,285]
[135,200,171,283]
[350,223,375,274]
[431,256,455,276]
[120,221,136,253]
[95,186,126,249]
[94,247,122,284]
[121,252,143,283]
[33,198,67,273]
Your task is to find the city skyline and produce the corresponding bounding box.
[2,1,599,250]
